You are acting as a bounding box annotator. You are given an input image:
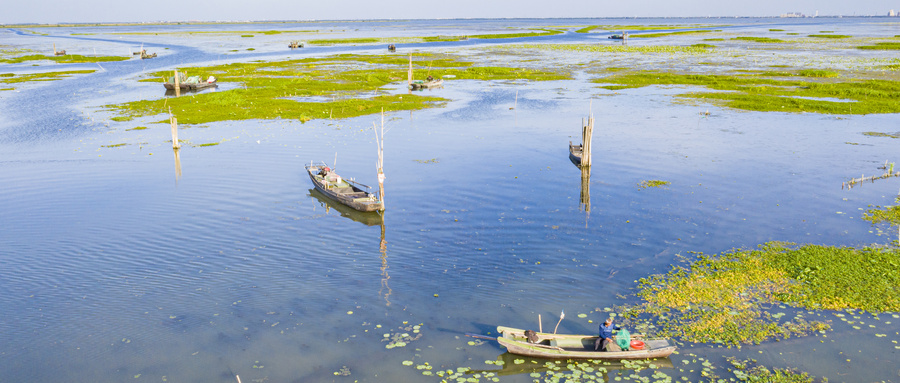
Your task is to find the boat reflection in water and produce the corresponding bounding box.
[469,352,674,379]
[307,188,390,305]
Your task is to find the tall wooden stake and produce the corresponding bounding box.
[169,107,180,149]
[538,314,543,333]
[173,70,180,97]
[407,53,413,88]
[581,106,594,167]
[53,43,56,55]
[375,109,386,211]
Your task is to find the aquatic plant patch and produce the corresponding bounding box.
[732,36,786,43]
[631,30,717,38]
[0,69,95,84]
[517,43,712,55]
[596,71,900,115]
[624,242,900,345]
[0,54,129,64]
[638,180,670,189]
[857,42,900,50]
[862,205,900,226]
[808,34,851,39]
[726,357,820,383]
[109,54,567,125]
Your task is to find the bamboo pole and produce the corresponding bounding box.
[53,43,56,55]
[407,54,412,87]
[174,70,180,97]
[236,375,242,383]
[376,109,386,211]
[581,112,594,167]
[538,314,542,333]
[553,310,565,334]
[169,107,180,149]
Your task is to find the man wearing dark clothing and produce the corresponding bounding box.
[594,317,619,351]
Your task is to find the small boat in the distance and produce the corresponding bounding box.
[305,162,384,212]
[409,76,443,90]
[164,72,218,91]
[495,326,676,360]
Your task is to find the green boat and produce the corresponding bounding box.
[496,326,676,360]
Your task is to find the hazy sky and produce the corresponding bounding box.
[1,0,895,24]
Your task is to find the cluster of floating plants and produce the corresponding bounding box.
[383,322,423,349]
[638,180,670,189]
[620,242,899,345]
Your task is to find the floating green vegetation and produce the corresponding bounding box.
[307,37,380,45]
[732,36,786,43]
[787,32,800,35]
[625,242,900,345]
[632,30,716,38]
[109,54,566,125]
[195,141,222,147]
[125,126,147,131]
[518,43,712,55]
[862,205,900,226]
[726,357,820,382]
[0,54,129,64]
[583,24,728,32]
[0,69,95,84]
[382,322,423,349]
[862,131,900,138]
[638,180,670,189]
[769,29,786,32]
[809,34,851,39]
[703,38,725,41]
[575,25,601,33]
[597,71,900,115]
[413,158,439,164]
[240,34,253,38]
[857,42,900,50]
[692,43,716,49]
[101,143,126,148]
[797,69,839,78]
[467,29,563,40]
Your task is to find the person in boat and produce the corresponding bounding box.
[319,166,331,177]
[524,329,539,343]
[426,75,434,82]
[594,317,620,351]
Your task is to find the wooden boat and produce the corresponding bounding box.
[496,326,676,360]
[289,41,304,48]
[141,52,157,59]
[305,162,384,212]
[569,141,583,167]
[164,74,218,91]
[388,44,396,52]
[409,78,443,90]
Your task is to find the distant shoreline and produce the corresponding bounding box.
[2,15,896,28]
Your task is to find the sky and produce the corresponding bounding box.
[1,0,896,24]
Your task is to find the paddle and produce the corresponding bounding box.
[553,310,565,334]
[465,333,497,341]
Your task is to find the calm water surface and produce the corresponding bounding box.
[1,17,899,383]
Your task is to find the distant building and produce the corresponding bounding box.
[890,9,897,16]
[780,12,805,18]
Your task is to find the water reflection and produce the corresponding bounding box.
[307,188,384,226]
[173,147,182,182]
[379,220,391,306]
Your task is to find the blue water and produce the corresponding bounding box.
[1,17,899,382]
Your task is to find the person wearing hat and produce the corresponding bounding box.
[594,317,620,351]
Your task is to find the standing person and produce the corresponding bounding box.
[594,317,619,351]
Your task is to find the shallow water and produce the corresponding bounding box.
[1,17,899,383]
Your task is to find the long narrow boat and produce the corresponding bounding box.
[305,162,384,212]
[409,78,443,90]
[496,326,676,360]
[569,141,583,167]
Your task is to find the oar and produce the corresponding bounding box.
[465,333,496,341]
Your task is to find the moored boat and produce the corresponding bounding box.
[409,78,443,90]
[305,162,384,212]
[496,326,676,360]
[569,141,583,167]
[164,73,218,91]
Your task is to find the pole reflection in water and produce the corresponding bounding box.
[579,165,590,214]
[378,217,391,306]
[173,147,182,182]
